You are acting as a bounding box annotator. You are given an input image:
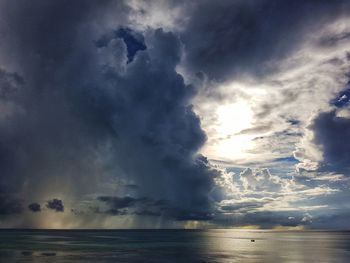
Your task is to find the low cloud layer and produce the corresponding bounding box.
[28,203,41,213]
[46,199,64,212]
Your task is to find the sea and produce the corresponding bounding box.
[0,229,350,262]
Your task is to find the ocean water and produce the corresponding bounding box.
[0,229,350,262]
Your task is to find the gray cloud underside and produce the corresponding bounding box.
[0,0,219,227]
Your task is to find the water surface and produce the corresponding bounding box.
[1,229,350,262]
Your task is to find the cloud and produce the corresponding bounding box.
[213,210,314,229]
[0,0,220,227]
[319,31,350,47]
[0,0,125,206]
[212,166,339,229]
[95,27,146,63]
[188,1,350,173]
[239,168,282,192]
[295,89,350,176]
[180,0,350,81]
[98,196,141,209]
[219,198,269,213]
[96,195,214,221]
[308,108,350,174]
[91,29,220,218]
[97,196,151,215]
[1,0,350,229]
[28,203,41,212]
[46,199,64,212]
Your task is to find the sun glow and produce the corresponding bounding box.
[216,102,253,136]
[202,101,255,162]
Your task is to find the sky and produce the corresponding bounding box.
[1,0,350,229]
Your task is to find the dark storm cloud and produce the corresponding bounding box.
[97,195,214,221]
[0,0,219,226]
[97,196,155,216]
[57,26,221,221]
[305,83,350,177]
[97,196,146,209]
[0,68,25,193]
[0,196,22,215]
[28,203,41,212]
[95,28,147,63]
[46,199,64,212]
[181,0,350,80]
[91,29,220,218]
[134,210,161,217]
[311,109,350,174]
[1,0,116,61]
[0,0,124,199]
[0,68,24,98]
[164,208,214,221]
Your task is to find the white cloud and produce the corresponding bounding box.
[192,16,350,183]
[126,0,187,32]
[214,167,339,216]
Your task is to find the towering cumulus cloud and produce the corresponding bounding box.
[0,0,218,227]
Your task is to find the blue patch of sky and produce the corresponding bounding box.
[116,28,146,63]
[330,84,350,108]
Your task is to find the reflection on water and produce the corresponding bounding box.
[1,229,350,262]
